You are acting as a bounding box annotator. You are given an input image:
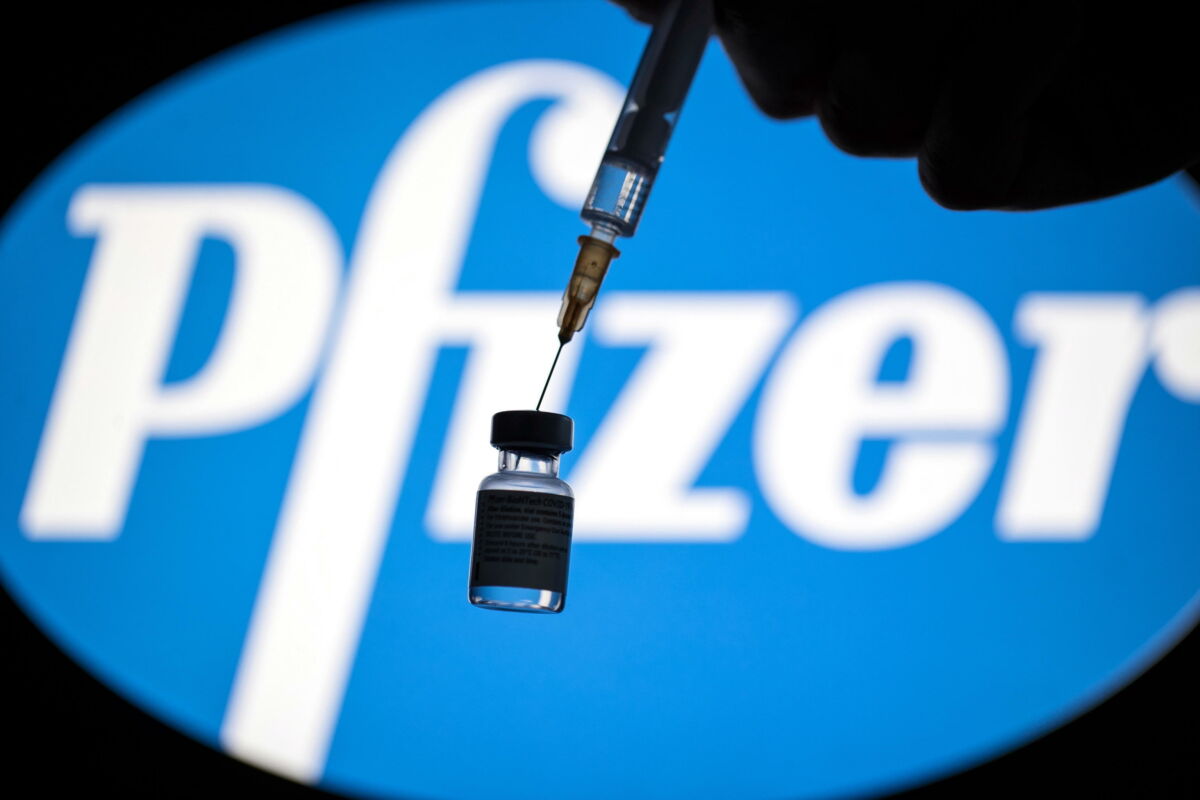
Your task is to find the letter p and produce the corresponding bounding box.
[21,186,341,539]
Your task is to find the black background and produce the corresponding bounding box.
[1,1,1197,797]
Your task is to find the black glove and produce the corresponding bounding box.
[614,1,1200,211]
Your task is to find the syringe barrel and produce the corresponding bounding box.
[581,0,712,238]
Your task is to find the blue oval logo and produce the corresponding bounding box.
[2,2,1199,798]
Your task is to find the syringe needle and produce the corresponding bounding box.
[556,235,620,345]
[552,0,710,345]
[544,0,710,405]
[535,340,565,412]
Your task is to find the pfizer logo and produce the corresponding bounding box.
[1,2,1198,798]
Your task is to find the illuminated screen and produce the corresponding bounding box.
[1,2,1198,798]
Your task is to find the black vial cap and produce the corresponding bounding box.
[491,410,573,455]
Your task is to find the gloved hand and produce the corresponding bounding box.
[613,1,1200,210]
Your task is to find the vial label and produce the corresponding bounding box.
[471,490,574,594]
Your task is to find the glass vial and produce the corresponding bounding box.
[469,410,574,614]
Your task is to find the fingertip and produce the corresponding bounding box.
[917,106,1033,210]
[917,146,1016,211]
[713,2,826,121]
[748,87,816,121]
[609,0,669,24]
[819,102,925,158]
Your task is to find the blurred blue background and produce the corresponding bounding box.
[0,2,1198,798]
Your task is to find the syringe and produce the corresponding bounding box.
[555,0,714,346]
